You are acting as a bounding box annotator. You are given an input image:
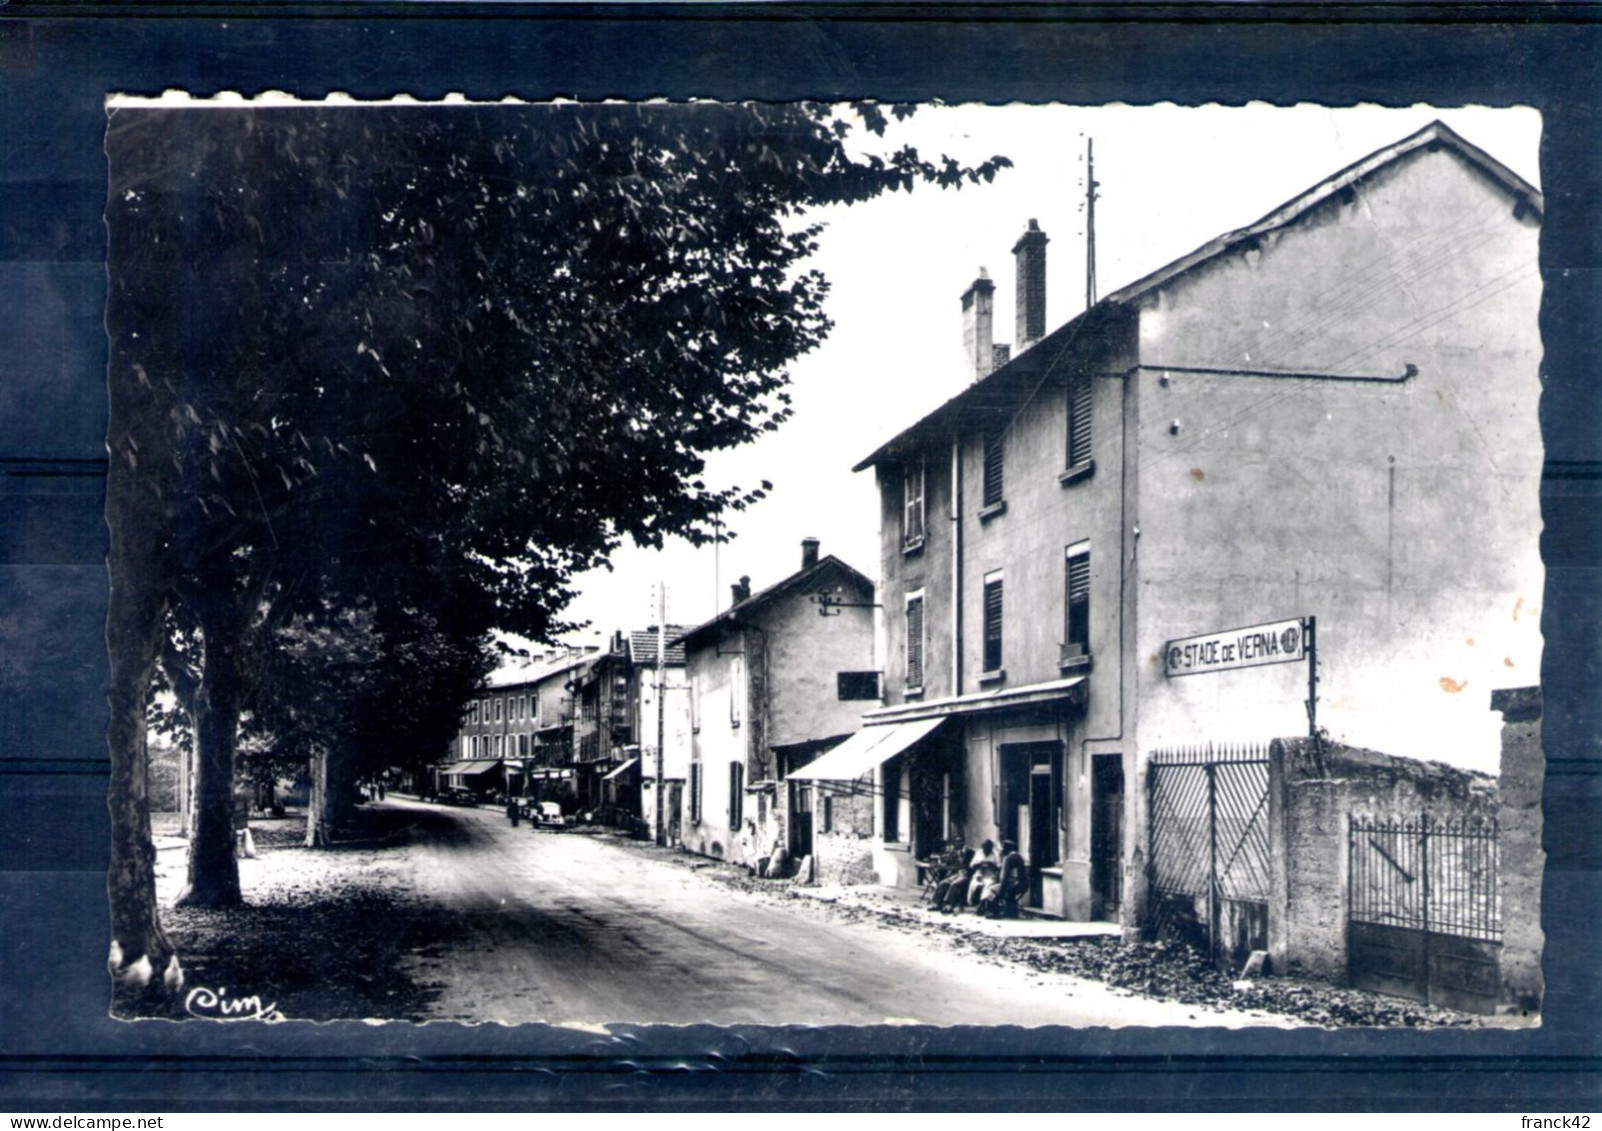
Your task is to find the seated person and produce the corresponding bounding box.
[980,840,1029,918]
[964,839,1001,909]
[927,838,969,910]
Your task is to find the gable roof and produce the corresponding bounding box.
[673,554,874,650]
[855,120,1541,473]
[627,627,688,667]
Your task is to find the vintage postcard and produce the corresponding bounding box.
[101,97,1544,1033]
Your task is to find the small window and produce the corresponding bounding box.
[730,761,745,828]
[494,698,503,723]
[883,757,902,843]
[982,428,1005,508]
[982,570,1004,675]
[1065,542,1091,662]
[1067,374,1093,469]
[837,671,881,700]
[903,456,926,549]
[905,591,925,691]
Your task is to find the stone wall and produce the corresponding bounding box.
[812,782,876,886]
[1268,736,1498,982]
[1493,686,1544,1016]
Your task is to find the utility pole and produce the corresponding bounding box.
[654,584,668,846]
[1085,137,1099,310]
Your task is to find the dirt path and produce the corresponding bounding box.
[386,798,1293,1028]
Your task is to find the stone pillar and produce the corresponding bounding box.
[1492,685,1544,1016]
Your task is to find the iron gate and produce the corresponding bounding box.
[1146,744,1271,969]
[1348,814,1501,1014]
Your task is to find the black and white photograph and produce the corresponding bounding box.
[100,97,1545,1032]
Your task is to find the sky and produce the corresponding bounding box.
[551,103,1542,648]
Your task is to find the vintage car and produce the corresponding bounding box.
[531,801,571,829]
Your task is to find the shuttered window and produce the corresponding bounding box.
[729,761,744,827]
[906,592,925,690]
[903,457,925,547]
[983,572,1004,673]
[1066,544,1091,658]
[983,428,1005,507]
[689,763,703,823]
[1067,375,1093,468]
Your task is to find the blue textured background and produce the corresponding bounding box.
[0,6,1597,1110]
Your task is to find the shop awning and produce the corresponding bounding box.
[601,757,639,782]
[786,717,946,783]
[440,759,501,777]
[528,768,576,781]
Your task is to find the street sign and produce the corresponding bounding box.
[1164,617,1309,678]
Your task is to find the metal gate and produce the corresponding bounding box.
[1348,814,1501,1014]
[1146,744,1271,969]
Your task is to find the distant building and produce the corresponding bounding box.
[835,121,1542,925]
[626,627,692,844]
[675,539,877,873]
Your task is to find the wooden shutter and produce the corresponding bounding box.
[1068,375,1093,467]
[983,577,1004,672]
[690,763,702,823]
[1066,551,1090,653]
[983,429,1005,506]
[904,460,925,544]
[729,761,744,827]
[906,596,924,688]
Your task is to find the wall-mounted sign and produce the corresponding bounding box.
[1164,617,1309,678]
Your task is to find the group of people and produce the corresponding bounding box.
[925,837,1028,919]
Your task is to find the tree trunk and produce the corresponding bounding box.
[175,592,243,908]
[306,745,338,848]
[106,429,182,1004]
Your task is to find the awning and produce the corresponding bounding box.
[528,768,575,781]
[440,759,502,777]
[786,717,946,782]
[601,757,639,782]
[862,675,1086,725]
[503,760,525,771]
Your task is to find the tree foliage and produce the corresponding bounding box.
[104,101,1007,993]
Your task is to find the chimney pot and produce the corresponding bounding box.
[801,537,820,570]
[1012,219,1049,352]
[961,268,997,383]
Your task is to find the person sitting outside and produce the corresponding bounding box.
[980,840,1029,918]
[964,839,1001,910]
[927,838,969,910]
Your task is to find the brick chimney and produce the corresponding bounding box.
[961,268,996,382]
[801,537,820,571]
[731,575,752,606]
[1013,219,1049,352]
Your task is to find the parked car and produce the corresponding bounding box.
[532,801,571,829]
[440,786,480,807]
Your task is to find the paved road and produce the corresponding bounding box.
[385,797,1288,1028]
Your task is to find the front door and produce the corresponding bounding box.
[1090,753,1124,920]
[999,741,1063,910]
[789,781,814,858]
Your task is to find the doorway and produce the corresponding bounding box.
[999,741,1063,909]
[1090,753,1124,921]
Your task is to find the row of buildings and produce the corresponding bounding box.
[437,122,1543,943]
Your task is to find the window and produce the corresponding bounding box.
[883,758,902,843]
[468,701,478,725]
[1065,542,1091,664]
[494,697,503,722]
[462,736,470,758]
[982,427,1005,509]
[822,795,834,834]
[519,734,529,757]
[730,761,745,828]
[1066,373,1094,471]
[903,456,926,550]
[905,591,926,691]
[982,570,1004,676]
[837,671,880,700]
[689,763,703,823]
